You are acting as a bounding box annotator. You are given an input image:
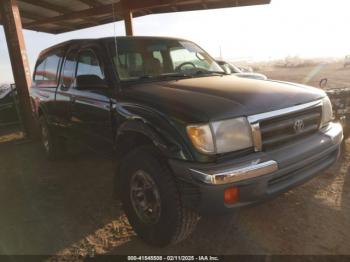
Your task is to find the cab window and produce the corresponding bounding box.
[76,50,104,80]
[152,51,163,67]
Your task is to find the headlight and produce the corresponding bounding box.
[186,117,253,154]
[321,96,333,127]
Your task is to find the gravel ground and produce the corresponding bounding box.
[0,63,349,257]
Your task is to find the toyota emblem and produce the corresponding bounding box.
[293,119,304,133]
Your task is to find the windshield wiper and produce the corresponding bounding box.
[133,73,192,81]
[123,72,193,83]
[194,70,226,76]
[159,72,192,78]
[137,75,153,80]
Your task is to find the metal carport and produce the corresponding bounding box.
[0,0,270,138]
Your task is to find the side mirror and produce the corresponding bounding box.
[76,74,108,90]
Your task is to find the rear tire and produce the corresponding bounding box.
[117,145,199,246]
[39,116,66,160]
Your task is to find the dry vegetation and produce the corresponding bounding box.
[250,58,350,89]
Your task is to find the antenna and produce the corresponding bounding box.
[112,3,118,61]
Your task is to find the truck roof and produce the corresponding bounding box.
[38,36,187,58]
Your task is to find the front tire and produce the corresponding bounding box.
[117,145,199,246]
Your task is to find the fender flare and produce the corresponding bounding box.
[115,119,192,160]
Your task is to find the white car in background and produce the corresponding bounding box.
[344,55,350,67]
[216,60,267,80]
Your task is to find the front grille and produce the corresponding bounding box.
[260,106,322,150]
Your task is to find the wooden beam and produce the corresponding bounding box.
[123,9,133,36]
[19,0,69,14]
[0,0,38,138]
[121,0,133,36]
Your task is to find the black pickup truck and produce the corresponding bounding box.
[30,36,343,246]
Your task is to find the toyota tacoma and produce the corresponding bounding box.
[30,36,343,246]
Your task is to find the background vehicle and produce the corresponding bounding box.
[216,60,267,80]
[237,65,253,73]
[31,36,342,247]
[344,55,350,67]
[0,84,19,127]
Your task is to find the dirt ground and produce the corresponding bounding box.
[0,63,349,258]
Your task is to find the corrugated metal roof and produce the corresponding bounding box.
[0,0,271,34]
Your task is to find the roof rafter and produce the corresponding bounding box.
[18,10,40,20]
[79,0,102,8]
[19,10,77,31]
[125,0,193,10]
[1,0,271,34]
[23,3,123,28]
[23,0,238,28]
[19,0,70,14]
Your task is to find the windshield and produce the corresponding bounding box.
[110,38,224,81]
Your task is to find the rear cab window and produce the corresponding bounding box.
[114,52,144,80]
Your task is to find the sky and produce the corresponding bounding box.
[1,0,350,83]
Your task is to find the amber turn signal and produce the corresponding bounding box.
[224,187,239,204]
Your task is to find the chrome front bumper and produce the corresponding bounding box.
[322,121,344,145]
[189,122,343,185]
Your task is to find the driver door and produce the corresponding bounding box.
[70,47,114,154]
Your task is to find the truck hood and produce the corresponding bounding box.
[121,75,325,123]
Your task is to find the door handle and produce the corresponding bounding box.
[70,96,76,103]
[106,103,117,110]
